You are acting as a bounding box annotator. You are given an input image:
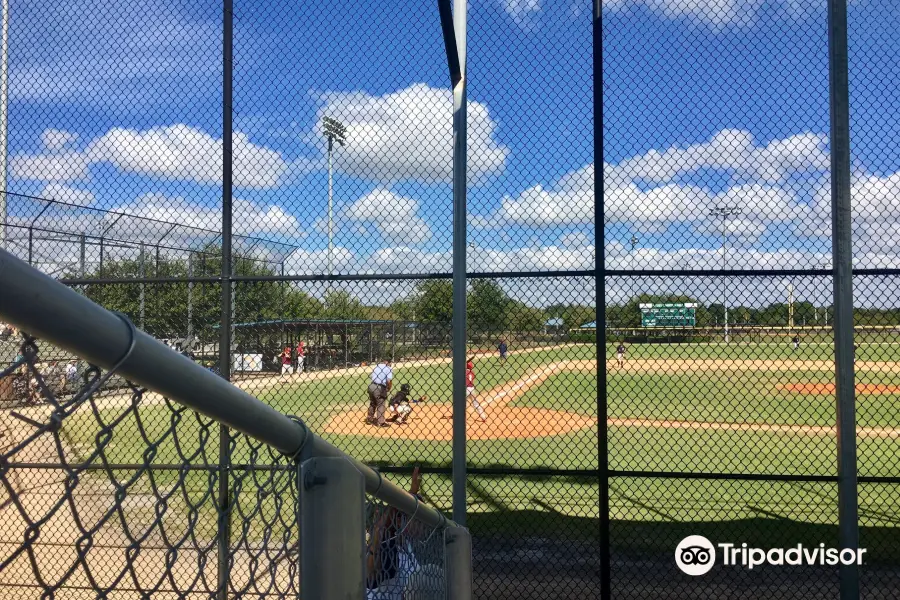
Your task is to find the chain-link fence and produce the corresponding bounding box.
[1,0,898,597]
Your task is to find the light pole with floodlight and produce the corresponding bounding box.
[709,206,742,343]
[322,117,346,283]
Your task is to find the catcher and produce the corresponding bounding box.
[386,383,426,425]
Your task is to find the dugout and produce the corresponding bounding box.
[222,318,404,373]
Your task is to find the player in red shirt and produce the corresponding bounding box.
[279,347,292,378]
[466,361,488,422]
[296,341,305,374]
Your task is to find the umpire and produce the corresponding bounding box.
[366,358,393,427]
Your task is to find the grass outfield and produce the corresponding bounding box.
[60,342,899,560]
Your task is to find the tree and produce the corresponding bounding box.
[322,290,366,320]
[415,280,453,324]
[467,279,510,333]
[81,250,320,339]
[506,301,544,332]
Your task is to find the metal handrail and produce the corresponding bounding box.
[0,248,456,531]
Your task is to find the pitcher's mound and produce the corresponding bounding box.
[323,404,594,441]
[780,383,900,395]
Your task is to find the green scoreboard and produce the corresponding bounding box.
[640,303,697,327]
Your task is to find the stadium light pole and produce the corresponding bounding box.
[709,206,742,343]
[322,117,346,286]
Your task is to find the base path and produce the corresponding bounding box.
[779,382,900,395]
[325,358,900,440]
[324,361,594,441]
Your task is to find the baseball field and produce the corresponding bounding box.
[42,341,899,565]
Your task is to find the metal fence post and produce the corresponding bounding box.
[449,0,469,528]
[187,251,194,342]
[217,0,235,597]
[79,234,86,278]
[444,526,473,600]
[27,226,33,266]
[827,0,859,597]
[299,457,366,600]
[593,0,611,597]
[139,242,146,328]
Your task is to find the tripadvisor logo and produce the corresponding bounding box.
[675,536,716,576]
[675,536,867,576]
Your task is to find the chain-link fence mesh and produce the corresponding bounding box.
[1,0,898,597]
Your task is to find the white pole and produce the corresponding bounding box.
[722,215,729,344]
[327,137,333,282]
[788,282,795,329]
[0,0,8,251]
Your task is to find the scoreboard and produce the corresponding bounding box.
[640,303,697,327]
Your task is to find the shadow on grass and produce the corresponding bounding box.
[466,510,900,565]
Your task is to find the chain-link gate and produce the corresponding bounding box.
[1,0,898,597]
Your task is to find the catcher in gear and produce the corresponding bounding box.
[387,383,426,425]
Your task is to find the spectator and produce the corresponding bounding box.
[366,467,429,599]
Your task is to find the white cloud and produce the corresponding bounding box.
[316,84,508,184]
[501,0,541,29]
[603,0,836,29]
[607,129,828,186]
[344,189,432,245]
[561,231,591,248]
[808,171,900,252]
[112,194,302,238]
[474,129,824,235]
[11,125,288,189]
[38,183,96,207]
[283,247,356,275]
[11,151,92,182]
[41,129,78,151]
[88,125,287,189]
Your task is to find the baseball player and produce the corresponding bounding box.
[616,342,626,368]
[279,347,292,378]
[296,340,306,374]
[498,339,508,364]
[792,335,800,351]
[466,361,488,422]
[387,384,426,425]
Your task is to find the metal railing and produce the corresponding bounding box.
[0,248,472,599]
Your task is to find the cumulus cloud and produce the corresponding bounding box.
[38,183,96,207]
[112,194,302,238]
[41,129,78,151]
[89,126,287,188]
[316,84,508,184]
[283,247,356,275]
[501,0,541,29]
[343,189,432,245]
[12,125,288,189]
[473,129,825,236]
[807,171,900,253]
[607,129,828,186]
[11,151,92,182]
[603,0,836,29]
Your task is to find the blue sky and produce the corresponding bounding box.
[4,0,900,304]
